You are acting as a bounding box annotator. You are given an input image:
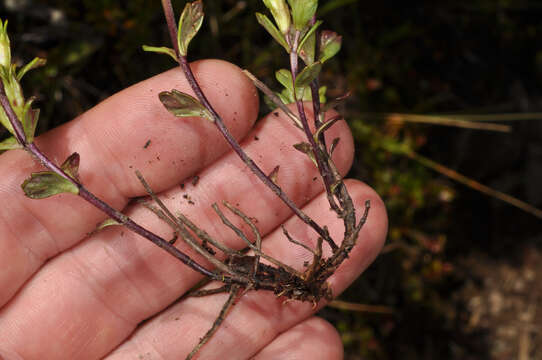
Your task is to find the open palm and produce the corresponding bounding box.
[0,60,387,360]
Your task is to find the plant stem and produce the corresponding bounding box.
[161,0,180,57]
[290,31,342,234]
[177,54,334,249]
[159,0,335,246]
[0,79,219,280]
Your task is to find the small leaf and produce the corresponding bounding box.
[96,218,122,231]
[21,97,37,142]
[142,45,177,62]
[287,0,318,30]
[329,137,340,155]
[277,91,292,105]
[298,20,322,62]
[159,89,213,122]
[22,172,79,199]
[295,62,322,89]
[323,91,351,112]
[275,69,293,92]
[313,115,342,142]
[0,136,21,150]
[293,142,318,167]
[319,30,342,63]
[318,85,327,104]
[262,0,291,34]
[0,19,12,68]
[255,13,290,53]
[177,0,205,56]
[268,165,280,184]
[61,152,80,181]
[16,57,46,81]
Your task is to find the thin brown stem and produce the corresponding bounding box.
[177,55,334,251]
[0,79,217,280]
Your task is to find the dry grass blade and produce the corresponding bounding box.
[440,112,542,122]
[406,151,542,219]
[380,113,511,132]
[328,299,394,314]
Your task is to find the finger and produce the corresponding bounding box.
[0,107,356,359]
[106,317,343,360]
[102,179,387,359]
[254,317,343,360]
[0,59,258,307]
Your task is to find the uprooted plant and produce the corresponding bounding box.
[0,1,370,358]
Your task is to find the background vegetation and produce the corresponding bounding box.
[2,0,542,358]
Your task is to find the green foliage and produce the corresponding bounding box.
[177,0,205,56]
[141,46,177,62]
[0,19,44,143]
[22,172,79,198]
[255,13,290,53]
[262,0,291,34]
[287,0,317,30]
[159,89,213,121]
[21,152,80,198]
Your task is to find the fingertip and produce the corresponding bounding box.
[255,317,343,360]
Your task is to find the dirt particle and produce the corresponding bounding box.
[254,136,259,141]
[180,183,185,189]
[192,175,200,186]
[143,139,151,149]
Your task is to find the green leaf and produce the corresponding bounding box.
[0,136,21,150]
[287,0,318,30]
[21,97,37,142]
[22,172,79,199]
[262,0,291,34]
[96,218,122,231]
[16,57,46,81]
[275,69,293,91]
[177,0,205,56]
[319,30,342,63]
[298,20,322,63]
[314,115,341,142]
[61,152,80,181]
[0,19,11,68]
[159,89,213,122]
[277,91,292,105]
[295,62,322,89]
[318,85,327,104]
[255,13,290,53]
[142,45,177,62]
[0,105,15,136]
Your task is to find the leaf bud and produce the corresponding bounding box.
[263,0,291,34]
[0,20,11,69]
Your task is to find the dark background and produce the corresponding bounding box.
[2,1,542,359]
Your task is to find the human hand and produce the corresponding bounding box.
[0,60,387,360]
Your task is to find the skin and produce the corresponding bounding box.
[0,59,388,360]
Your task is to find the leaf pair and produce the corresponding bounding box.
[143,0,204,59]
[22,153,80,199]
[0,20,45,148]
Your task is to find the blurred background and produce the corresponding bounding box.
[1,0,542,359]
